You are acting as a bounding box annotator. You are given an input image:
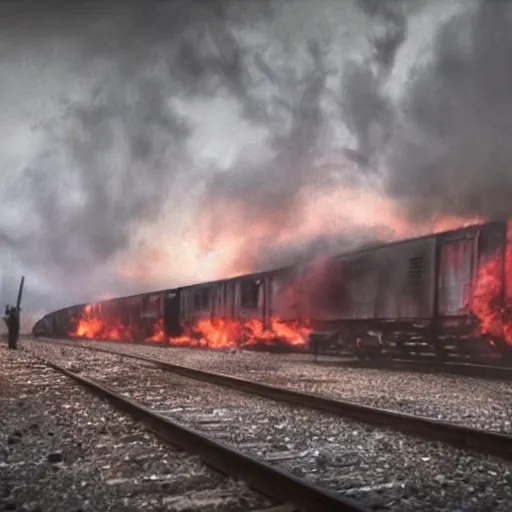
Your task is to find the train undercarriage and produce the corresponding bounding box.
[309,315,512,364]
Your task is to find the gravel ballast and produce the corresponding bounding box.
[0,345,272,512]
[48,338,512,433]
[27,340,512,511]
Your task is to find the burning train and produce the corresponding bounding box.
[33,219,512,363]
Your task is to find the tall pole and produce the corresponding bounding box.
[7,276,24,350]
[16,276,25,312]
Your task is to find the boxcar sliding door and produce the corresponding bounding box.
[437,234,477,317]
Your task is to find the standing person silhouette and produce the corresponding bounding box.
[3,306,20,350]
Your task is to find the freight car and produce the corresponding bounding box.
[300,219,512,362]
[33,219,512,364]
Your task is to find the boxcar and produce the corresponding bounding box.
[32,219,512,364]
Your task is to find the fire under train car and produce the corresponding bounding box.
[433,219,510,362]
[178,269,276,349]
[77,292,166,343]
[32,219,512,364]
[307,219,512,363]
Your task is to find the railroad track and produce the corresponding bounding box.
[46,337,512,432]
[33,338,512,461]
[2,352,289,511]
[37,335,512,381]
[27,341,512,510]
[333,358,512,382]
[39,359,364,512]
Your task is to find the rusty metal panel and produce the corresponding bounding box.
[438,238,475,316]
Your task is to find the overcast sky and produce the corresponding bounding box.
[2,0,510,328]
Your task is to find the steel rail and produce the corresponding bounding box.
[112,351,512,461]
[339,358,512,381]
[41,358,368,512]
[36,339,512,463]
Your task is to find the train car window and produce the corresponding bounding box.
[193,288,211,311]
[407,256,424,289]
[240,279,260,309]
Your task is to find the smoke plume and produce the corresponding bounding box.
[1,0,511,322]
[344,1,512,222]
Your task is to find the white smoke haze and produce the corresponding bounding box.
[0,0,509,329]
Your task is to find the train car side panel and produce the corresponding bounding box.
[374,237,436,321]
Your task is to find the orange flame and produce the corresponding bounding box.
[151,316,311,349]
[70,304,132,342]
[146,318,166,343]
[70,305,311,349]
[471,219,512,346]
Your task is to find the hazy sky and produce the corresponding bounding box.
[2,0,510,327]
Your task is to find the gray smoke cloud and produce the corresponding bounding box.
[199,39,332,239]
[345,1,512,222]
[342,0,407,167]
[2,0,510,324]
[0,1,273,313]
[197,0,410,270]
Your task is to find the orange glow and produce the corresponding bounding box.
[146,318,166,343]
[116,182,484,294]
[70,304,311,350]
[471,219,512,346]
[506,218,512,303]
[471,254,504,341]
[70,304,132,342]
[168,317,311,349]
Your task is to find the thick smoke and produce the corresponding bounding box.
[197,0,411,271]
[0,1,273,310]
[345,1,512,222]
[199,40,331,241]
[342,0,407,167]
[2,0,511,321]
